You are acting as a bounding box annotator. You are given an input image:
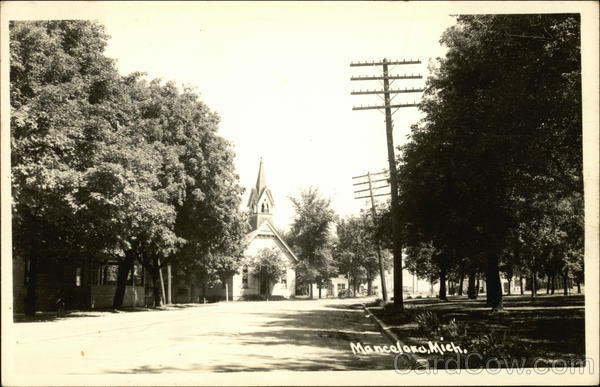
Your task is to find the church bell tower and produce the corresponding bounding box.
[247,158,275,230]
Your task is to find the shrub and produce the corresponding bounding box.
[412,309,532,368]
[415,310,441,333]
[466,331,533,366]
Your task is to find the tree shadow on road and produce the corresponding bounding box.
[13,312,103,323]
[104,303,409,373]
[13,303,211,323]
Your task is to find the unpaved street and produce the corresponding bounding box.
[11,298,402,375]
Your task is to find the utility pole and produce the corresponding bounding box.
[350,58,423,310]
[352,170,390,302]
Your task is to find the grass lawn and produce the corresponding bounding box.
[368,293,585,367]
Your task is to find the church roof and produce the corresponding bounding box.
[247,158,274,208]
[256,158,266,193]
[244,221,299,262]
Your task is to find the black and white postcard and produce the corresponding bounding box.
[1,1,598,385]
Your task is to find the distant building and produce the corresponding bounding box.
[372,267,439,299]
[204,159,298,300]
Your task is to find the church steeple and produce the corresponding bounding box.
[256,157,267,194]
[247,158,275,230]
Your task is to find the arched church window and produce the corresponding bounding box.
[261,203,266,213]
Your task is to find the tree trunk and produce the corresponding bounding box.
[439,266,448,301]
[318,283,322,299]
[519,275,524,295]
[367,277,372,296]
[531,272,537,298]
[458,273,464,296]
[24,255,39,316]
[202,282,206,303]
[563,269,569,295]
[507,276,512,295]
[476,276,480,295]
[309,282,314,299]
[485,275,491,305]
[486,254,503,312]
[152,269,162,307]
[551,274,556,295]
[113,252,134,309]
[266,280,271,300]
[166,264,172,304]
[467,272,477,299]
[576,280,581,294]
[190,283,196,303]
[546,274,551,294]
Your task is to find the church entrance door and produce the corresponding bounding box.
[259,277,268,298]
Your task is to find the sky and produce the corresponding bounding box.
[90,2,457,230]
[1,1,596,230]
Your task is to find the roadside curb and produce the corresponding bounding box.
[361,303,420,367]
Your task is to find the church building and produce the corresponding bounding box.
[204,159,298,300]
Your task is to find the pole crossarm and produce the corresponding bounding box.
[350,60,421,67]
[371,184,391,191]
[351,75,422,81]
[353,103,419,111]
[353,184,390,194]
[369,177,390,184]
[352,170,389,179]
[351,88,424,95]
[353,177,389,186]
[354,192,391,200]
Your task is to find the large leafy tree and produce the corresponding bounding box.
[9,20,150,313]
[334,211,385,296]
[288,187,336,298]
[397,14,582,311]
[126,79,246,305]
[10,21,246,313]
[246,248,287,299]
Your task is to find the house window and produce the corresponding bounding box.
[101,264,119,285]
[242,266,248,288]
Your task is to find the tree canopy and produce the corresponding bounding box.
[10,20,246,313]
[287,187,336,297]
[395,14,583,310]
